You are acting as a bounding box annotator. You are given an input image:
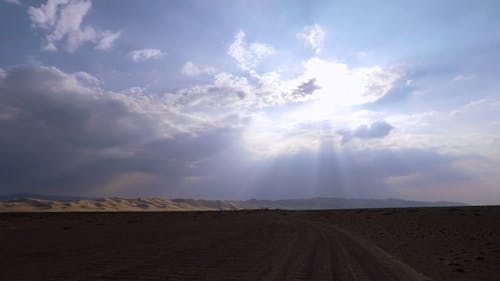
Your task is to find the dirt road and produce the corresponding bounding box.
[0,210,437,281]
[259,219,430,281]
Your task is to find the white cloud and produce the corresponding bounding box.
[228,30,275,71]
[219,53,402,155]
[181,61,215,76]
[28,0,121,52]
[129,48,165,62]
[72,71,100,85]
[95,30,121,50]
[296,24,326,54]
[70,32,399,157]
[290,58,401,106]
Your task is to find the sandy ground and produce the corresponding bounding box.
[0,207,498,281]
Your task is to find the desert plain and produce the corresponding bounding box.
[0,206,499,281]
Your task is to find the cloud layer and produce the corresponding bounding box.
[0,65,242,196]
[1,63,492,203]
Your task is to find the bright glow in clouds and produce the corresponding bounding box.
[217,28,400,155]
[298,58,401,106]
[240,57,401,156]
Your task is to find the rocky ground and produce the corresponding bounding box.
[0,206,498,280]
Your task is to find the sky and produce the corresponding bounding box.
[1,0,500,204]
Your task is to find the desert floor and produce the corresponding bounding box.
[0,206,499,280]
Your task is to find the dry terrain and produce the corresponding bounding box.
[0,206,498,281]
[0,197,463,212]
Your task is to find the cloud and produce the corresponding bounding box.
[0,65,241,196]
[0,65,261,145]
[293,58,401,106]
[228,30,275,71]
[0,65,496,203]
[129,48,165,62]
[353,121,394,139]
[28,0,121,52]
[4,0,22,5]
[287,78,321,101]
[294,78,321,96]
[72,71,100,85]
[95,30,121,50]
[181,61,215,76]
[296,24,326,54]
[337,121,394,143]
[0,65,337,196]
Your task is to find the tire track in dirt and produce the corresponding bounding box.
[261,218,432,281]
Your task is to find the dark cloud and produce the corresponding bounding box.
[337,121,394,143]
[0,66,238,196]
[290,78,320,100]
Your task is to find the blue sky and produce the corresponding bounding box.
[1,0,500,203]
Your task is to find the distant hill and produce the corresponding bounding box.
[0,193,95,202]
[240,197,466,209]
[0,195,465,212]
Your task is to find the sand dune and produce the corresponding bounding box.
[0,198,212,212]
[0,196,464,212]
